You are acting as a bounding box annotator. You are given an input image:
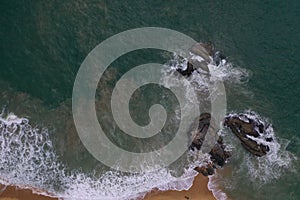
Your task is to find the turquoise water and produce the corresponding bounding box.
[1,1,299,199]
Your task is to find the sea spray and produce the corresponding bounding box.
[0,112,65,192]
[0,112,209,199]
[241,111,294,182]
[225,111,295,183]
[0,48,258,200]
[208,174,229,200]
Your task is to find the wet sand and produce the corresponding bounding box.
[0,174,215,200]
[143,174,215,200]
[0,184,58,200]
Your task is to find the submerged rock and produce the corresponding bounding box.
[224,114,271,157]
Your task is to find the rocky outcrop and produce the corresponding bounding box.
[190,43,212,63]
[176,62,195,77]
[209,137,231,167]
[189,113,212,151]
[224,114,271,157]
[177,42,226,77]
[194,163,215,176]
[189,113,231,176]
[187,59,209,73]
[193,136,231,176]
[183,42,271,177]
[213,51,226,66]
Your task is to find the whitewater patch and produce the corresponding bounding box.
[0,112,64,190]
[162,52,249,106]
[0,47,255,200]
[0,111,211,200]
[208,174,228,200]
[226,110,295,183]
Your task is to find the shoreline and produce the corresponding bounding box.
[0,174,216,200]
[143,174,216,200]
[0,184,58,200]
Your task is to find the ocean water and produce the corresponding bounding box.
[1,1,299,200]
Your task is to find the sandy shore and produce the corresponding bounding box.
[0,174,215,200]
[0,184,58,200]
[143,174,215,200]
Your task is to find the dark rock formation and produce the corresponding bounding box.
[193,137,231,176]
[194,166,208,176]
[176,62,195,77]
[189,113,212,151]
[224,114,271,157]
[201,41,215,56]
[209,137,231,167]
[194,163,215,176]
[177,42,226,77]
[213,51,226,66]
[177,42,213,77]
[190,113,231,176]
[190,43,212,63]
[187,59,209,73]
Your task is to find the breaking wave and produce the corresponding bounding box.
[0,48,259,200]
[226,110,295,183]
[0,111,211,199]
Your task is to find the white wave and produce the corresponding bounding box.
[160,53,250,114]
[0,48,250,199]
[208,174,229,200]
[61,169,198,200]
[166,52,249,84]
[228,111,295,183]
[0,112,205,199]
[0,112,65,192]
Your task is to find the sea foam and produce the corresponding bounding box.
[0,112,202,199]
[0,49,252,200]
[226,111,295,183]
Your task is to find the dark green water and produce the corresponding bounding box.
[1,1,299,199]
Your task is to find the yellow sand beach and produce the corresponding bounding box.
[143,174,215,200]
[0,174,215,200]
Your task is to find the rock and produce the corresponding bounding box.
[201,41,215,56]
[194,166,209,176]
[206,163,215,175]
[194,163,215,176]
[190,43,212,63]
[241,141,270,157]
[266,137,273,142]
[177,55,210,77]
[225,117,260,137]
[189,113,212,151]
[213,51,226,66]
[224,114,270,157]
[176,62,195,76]
[178,42,226,77]
[187,59,209,73]
[209,137,231,167]
[190,113,231,176]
